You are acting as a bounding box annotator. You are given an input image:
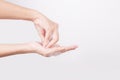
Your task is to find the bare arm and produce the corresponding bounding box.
[0,1,77,58]
[0,0,37,21]
[0,43,33,57]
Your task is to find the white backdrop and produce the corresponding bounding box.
[0,0,120,80]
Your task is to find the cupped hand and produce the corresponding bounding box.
[33,14,59,48]
[29,42,78,57]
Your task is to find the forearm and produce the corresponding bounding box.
[0,43,33,57]
[0,0,39,21]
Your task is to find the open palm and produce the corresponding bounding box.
[30,42,77,57]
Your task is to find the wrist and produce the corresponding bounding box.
[23,43,36,53]
[20,8,40,21]
[29,10,42,22]
[26,42,43,54]
[29,10,49,23]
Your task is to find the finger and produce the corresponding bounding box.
[34,24,45,43]
[53,44,60,47]
[46,29,59,48]
[46,45,77,57]
[50,44,60,48]
[53,45,78,56]
[64,45,78,51]
[43,29,53,47]
[39,28,45,43]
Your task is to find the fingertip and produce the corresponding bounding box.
[64,45,78,51]
[72,45,78,49]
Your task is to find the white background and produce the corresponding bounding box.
[0,0,120,80]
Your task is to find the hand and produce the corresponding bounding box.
[29,42,78,57]
[0,1,59,48]
[33,13,59,48]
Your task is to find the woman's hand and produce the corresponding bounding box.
[0,42,77,57]
[29,41,78,57]
[33,13,59,48]
[0,1,59,48]
[0,1,78,58]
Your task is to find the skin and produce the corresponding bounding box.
[0,0,59,47]
[0,42,77,57]
[0,0,78,57]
